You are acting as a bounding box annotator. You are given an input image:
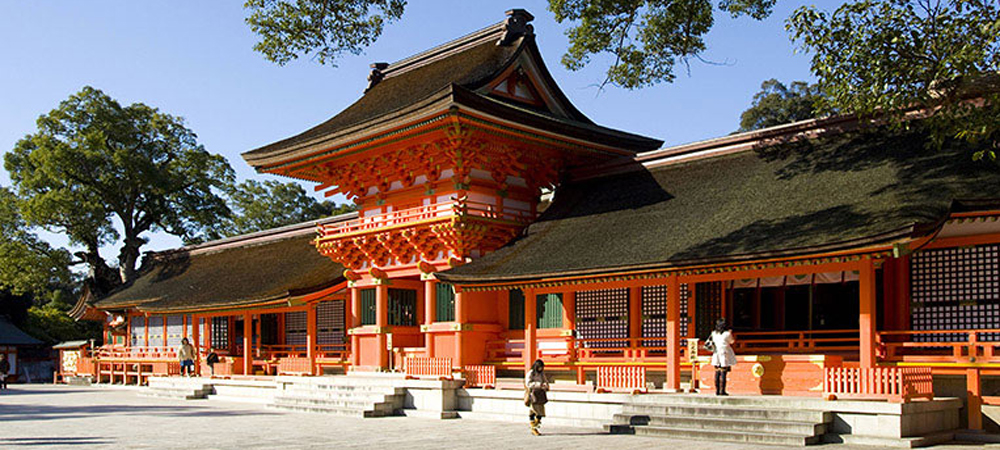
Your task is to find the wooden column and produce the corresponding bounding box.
[242,312,252,375]
[897,256,912,331]
[192,316,201,376]
[968,368,983,430]
[424,280,437,358]
[306,303,317,376]
[564,291,577,358]
[203,316,210,350]
[144,314,149,347]
[859,258,877,368]
[375,284,389,370]
[162,315,168,347]
[524,288,537,371]
[666,275,682,391]
[628,287,641,355]
[454,290,466,369]
[349,287,361,368]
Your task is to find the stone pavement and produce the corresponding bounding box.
[0,385,993,450]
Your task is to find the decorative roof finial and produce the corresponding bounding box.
[497,9,534,46]
[365,62,389,93]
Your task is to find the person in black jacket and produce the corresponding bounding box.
[0,354,10,390]
[205,348,220,377]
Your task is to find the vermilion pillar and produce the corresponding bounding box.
[376,284,389,370]
[859,258,877,368]
[454,289,466,369]
[563,291,577,354]
[144,314,150,347]
[192,316,201,376]
[628,287,641,353]
[666,275,681,391]
[424,280,437,358]
[968,368,983,430]
[307,303,317,375]
[349,287,361,368]
[524,288,537,371]
[242,312,252,375]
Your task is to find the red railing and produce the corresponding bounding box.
[463,365,496,388]
[597,366,647,393]
[824,366,933,403]
[404,357,453,379]
[318,199,534,238]
[878,329,1000,363]
[733,329,859,353]
[277,357,313,375]
[95,346,178,360]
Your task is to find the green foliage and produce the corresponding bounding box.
[198,179,355,242]
[245,0,406,66]
[0,188,73,296]
[24,303,102,344]
[738,79,824,132]
[548,0,776,89]
[787,0,1000,159]
[5,86,235,284]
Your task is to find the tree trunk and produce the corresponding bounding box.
[117,236,142,284]
[76,241,120,297]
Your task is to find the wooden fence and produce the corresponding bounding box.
[404,357,453,379]
[596,366,647,393]
[463,365,496,388]
[824,366,934,403]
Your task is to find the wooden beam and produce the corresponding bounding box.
[859,259,877,368]
[524,288,537,371]
[666,275,681,391]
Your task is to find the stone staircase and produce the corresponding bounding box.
[606,395,832,446]
[268,375,405,417]
[142,377,214,400]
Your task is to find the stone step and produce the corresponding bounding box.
[279,385,402,395]
[627,394,829,409]
[611,424,820,446]
[271,394,398,410]
[140,387,212,400]
[613,413,827,435]
[268,402,381,417]
[623,403,830,423]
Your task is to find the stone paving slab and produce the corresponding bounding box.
[0,385,993,450]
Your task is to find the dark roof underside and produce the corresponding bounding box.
[440,128,1000,283]
[0,317,42,346]
[95,234,343,313]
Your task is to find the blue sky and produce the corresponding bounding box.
[0,1,831,262]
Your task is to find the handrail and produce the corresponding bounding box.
[877,329,1000,363]
[318,199,534,238]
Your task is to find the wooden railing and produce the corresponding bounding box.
[733,329,859,353]
[878,329,1000,363]
[824,366,934,402]
[463,365,496,388]
[95,346,178,360]
[404,357,453,379]
[318,199,534,238]
[596,366,647,393]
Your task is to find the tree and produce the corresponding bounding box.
[242,1,776,89]
[199,180,355,242]
[5,86,235,287]
[738,79,823,132]
[550,0,776,89]
[245,0,406,66]
[787,0,1000,159]
[0,188,73,297]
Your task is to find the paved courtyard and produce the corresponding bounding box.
[0,385,994,450]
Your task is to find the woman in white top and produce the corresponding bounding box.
[709,319,736,396]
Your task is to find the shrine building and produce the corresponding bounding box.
[72,9,1000,433]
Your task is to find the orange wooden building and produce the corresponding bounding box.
[80,9,1000,428]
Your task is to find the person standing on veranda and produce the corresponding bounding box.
[177,338,196,377]
[524,359,550,436]
[709,319,736,396]
[0,354,9,390]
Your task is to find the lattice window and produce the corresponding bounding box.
[211,317,229,350]
[508,289,525,330]
[285,311,307,346]
[640,284,690,348]
[130,316,145,347]
[437,283,456,322]
[389,288,417,326]
[695,282,724,339]
[148,315,164,346]
[165,315,184,347]
[576,288,629,349]
[318,300,346,345]
[360,288,376,325]
[911,244,1000,342]
[537,293,563,329]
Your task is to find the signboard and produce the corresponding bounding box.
[686,338,700,363]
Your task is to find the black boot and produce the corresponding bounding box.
[714,370,722,396]
[719,370,728,396]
